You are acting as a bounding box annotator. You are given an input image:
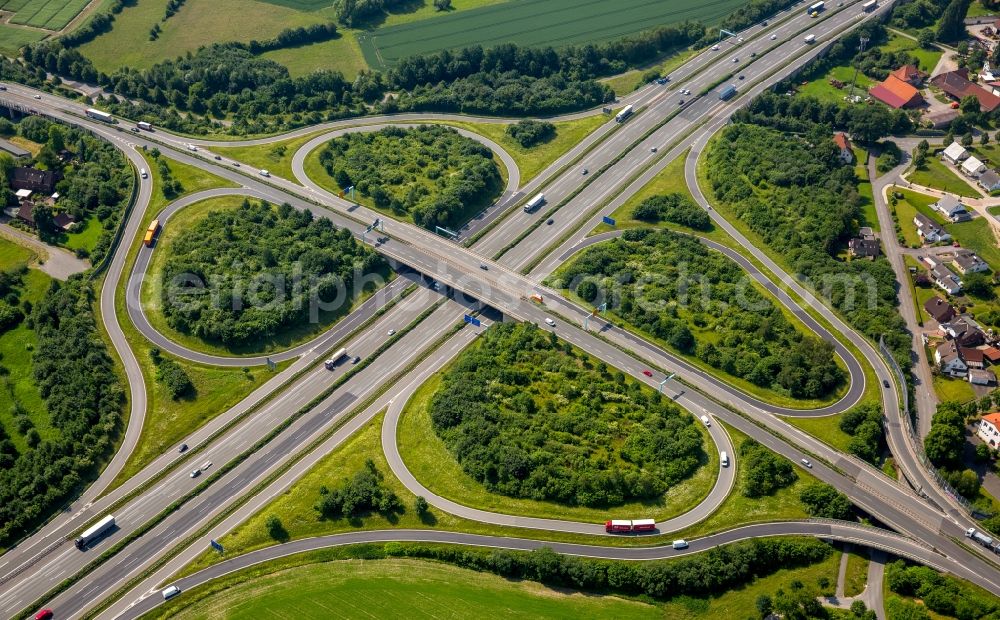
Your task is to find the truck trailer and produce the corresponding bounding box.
[967,527,995,548]
[605,519,656,533]
[324,348,348,369]
[718,84,737,100]
[615,105,634,123]
[808,1,824,12]
[143,220,161,247]
[862,0,877,10]
[75,514,115,549]
[85,108,113,123]
[804,34,816,44]
[523,193,545,213]
[137,121,153,131]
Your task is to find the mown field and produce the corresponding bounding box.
[1,0,90,30]
[359,0,748,70]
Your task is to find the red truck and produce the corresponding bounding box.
[605,519,656,533]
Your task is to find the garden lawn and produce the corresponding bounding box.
[890,191,923,248]
[948,218,1000,271]
[880,31,942,73]
[855,146,878,232]
[0,267,55,454]
[0,234,35,266]
[932,374,976,404]
[61,215,103,254]
[908,157,981,198]
[797,65,875,106]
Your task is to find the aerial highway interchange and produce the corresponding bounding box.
[1,0,998,617]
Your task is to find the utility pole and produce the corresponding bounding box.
[847,36,869,102]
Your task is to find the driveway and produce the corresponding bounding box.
[0,222,89,280]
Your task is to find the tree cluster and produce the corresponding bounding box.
[890,0,951,31]
[428,322,705,507]
[161,199,383,345]
[314,459,402,518]
[505,120,555,148]
[556,228,846,400]
[149,347,194,400]
[705,121,911,371]
[631,193,710,230]
[0,277,124,546]
[798,483,853,520]
[387,537,832,601]
[739,438,798,498]
[319,125,502,230]
[333,0,408,27]
[887,560,999,619]
[838,402,885,464]
[936,0,972,44]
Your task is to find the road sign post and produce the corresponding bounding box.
[602,216,616,227]
[266,357,276,372]
[658,372,676,393]
[210,539,224,553]
[435,226,458,239]
[463,314,481,327]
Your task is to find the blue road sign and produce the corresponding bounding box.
[602,216,616,226]
[210,539,224,553]
[463,314,481,327]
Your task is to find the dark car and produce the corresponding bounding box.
[882,379,891,388]
[232,162,240,167]
[479,264,488,270]
[546,218,554,225]
[352,356,361,364]
[738,74,745,80]
[642,370,653,377]
[178,443,188,453]
[214,155,221,160]
[130,127,140,132]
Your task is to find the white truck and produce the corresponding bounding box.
[137,121,153,131]
[863,0,877,10]
[615,105,634,123]
[967,527,995,548]
[804,34,816,44]
[324,348,348,369]
[85,108,113,123]
[524,193,545,213]
[75,514,115,549]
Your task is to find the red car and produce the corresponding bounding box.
[35,610,53,620]
[642,370,653,377]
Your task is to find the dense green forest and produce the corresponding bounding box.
[554,229,845,400]
[428,322,705,507]
[0,276,123,546]
[887,559,1000,619]
[739,438,798,498]
[705,123,910,370]
[317,126,502,230]
[0,115,132,263]
[632,193,711,230]
[161,199,383,346]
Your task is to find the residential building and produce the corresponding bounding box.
[931,195,971,221]
[932,264,963,294]
[52,212,75,232]
[12,167,60,194]
[931,69,1000,112]
[977,412,1000,446]
[952,250,989,274]
[983,346,1000,364]
[923,296,956,324]
[961,155,986,177]
[936,340,969,376]
[833,132,854,163]
[970,369,997,385]
[869,74,924,109]
[962,347,986,369]
[0,138,29,159]
[15,201,34,227]
[980,169,1000,192]
[914,213,950,242]
[941,316,986,346]
[890,64,925,86]
[942,142,969,164]
[848,237,879,259]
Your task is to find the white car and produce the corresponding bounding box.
[33,94,40,100]
[387,329,396,336]
[545,318,556,327]
[700,415,711,427]
[801,458,813,468]
[770,34,777,40]
[259,169,270,177]
[187,144,198,151]
[732,57,739,63]
[711,44,719,50]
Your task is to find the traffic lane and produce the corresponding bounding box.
[118,520,953,620]
[0,290,440,614]
[35,300,465,619]
[102,312,486,620]
[125,187,415,365]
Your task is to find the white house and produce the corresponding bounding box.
[980,169,1000,192]
[953,250,990,274]
[935,340,969,376]
[962,155,987,177]
[977,412,1000,447]
[914,213,950,243]
[833,133,854,164]
[932,264,963,294]
[942,141,969,164]
[932,195,971,222]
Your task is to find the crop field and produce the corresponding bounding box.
[360,0,748,70]
[1,0,90,30]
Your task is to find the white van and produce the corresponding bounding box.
[259,169,270,177]
[672,540,688,550]
[720,451,729,467]
[700,415,710,427]
[140,168,148,179]
[162,585,181,600]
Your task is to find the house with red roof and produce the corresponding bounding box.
[833,132,854,163]
[978,412,1000,447]
[890,64,925,86]
[869,74,924,109]
[930,69,1000,112]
